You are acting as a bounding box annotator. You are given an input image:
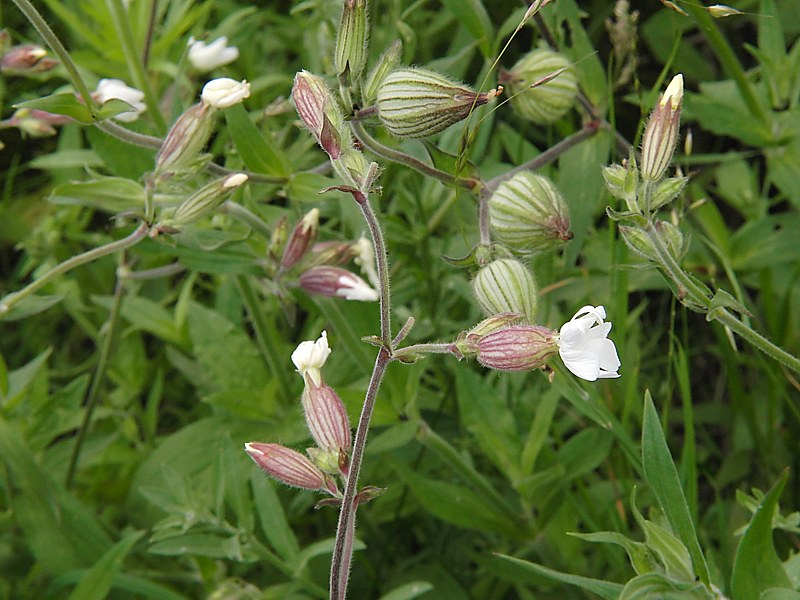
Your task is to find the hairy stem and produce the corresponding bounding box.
[11,0,97,111]
[330,347,391,599]
[0,223,149,316]
[351,121,481,193]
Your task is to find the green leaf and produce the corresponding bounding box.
[620,573,713,600]
[422,141,480,183]
[378,581,435,600]
[51,178,145,214]
[67,530,144,600]
[731,470,792,599]
[391,461,520,538]
[2,348,51,411]
[439,0,494,58]
[761,590,800,600]
[489,553,623,600]
[571,531,659,575]
[0,294,64,322]
[15,93,95,123]
[455,368,522,481]
[224,104,292,177]
[251,472,300,564]
[707,289,752,321]
[149,532,242,560]
[29,150,104,170]
[688,90,774,147]
[641,392,710,584]
[93,295,187,347]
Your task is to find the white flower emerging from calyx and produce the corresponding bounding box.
[291,330,331,386]
[201,77,250,109]
[557,305,620,381]
[336,272,379,301]
[94,78,146,122]
[187,36,239,72]
[353,236,380,289]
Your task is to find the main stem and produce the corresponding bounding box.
[329,189,394,599]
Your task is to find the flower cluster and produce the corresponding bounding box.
[246,332,353,499]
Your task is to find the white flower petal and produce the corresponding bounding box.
[188,36,239,72]
[291,331,331,385]
[557,304,620,381]
[94,78,147,122]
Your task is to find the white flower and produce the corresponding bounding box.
[557,305,620,381]
[291,331,331,385]
[336,273,379,302]
[353,236,379,288]
[201,78,250,109]
[187,36,239,72]
[660,74,684,110]
[94,79,146,122]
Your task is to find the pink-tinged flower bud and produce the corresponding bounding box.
[489,172,572,254]
[201,78,250,109]
[308,241,358,266]
[641,74,683,182]
[454,312,524,358]
[245,442,334,492]
[0,108,70,137]
[302,382,352,458]
[1,44,55,73]
[267,215,289,266]
[300,266,378,302]
[476,325,559,371]
[292,70,350,159]
[472,258,538,323]
[334,0,368,79]
[281,208,320,270]
[376,67,501,138]
[155,102,214,175]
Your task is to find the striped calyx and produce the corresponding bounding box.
[334,0,368,79]
[502,48,577,124]
[489,172,572,253]
[472,258,538,323]
[376,67,500,138]
[476,325,559,371]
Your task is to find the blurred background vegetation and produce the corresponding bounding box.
[1,0,799,598]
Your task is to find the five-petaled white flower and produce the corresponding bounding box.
[201,77,250,109]
[291,331,331,386]
[94,79,146,122]
[557,305,620,381]
[187,36,239,72]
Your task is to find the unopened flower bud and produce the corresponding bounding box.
[245,442,335,492]
[334,0,368,79]
[308,241,357,266]
[201,78,250,109]
[707,4,742,17]
[268,215,289,266]
[331,147,378,191]
[302,382,352,457]
[454,312,524,357]
[472,258,538,323]
[501,48,578,124]
[291,330,331,386]
[602,158,639,212]
[376,67,500,138]
[619,220,686,263]
[0,108,70,137]
[281,209,320,270]
[650,176,688,212]
[167,173,248,227]
[476,325,559,371]
[187,36,239,72]
[363,40,402,105]
[155,102,214,175]
[1,44,57,73]
[292,70,350,159]
[641,74,683,182]
[489,172,572,253]
[300,266,379,302]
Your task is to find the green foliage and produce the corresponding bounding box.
[2,0,800,598]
